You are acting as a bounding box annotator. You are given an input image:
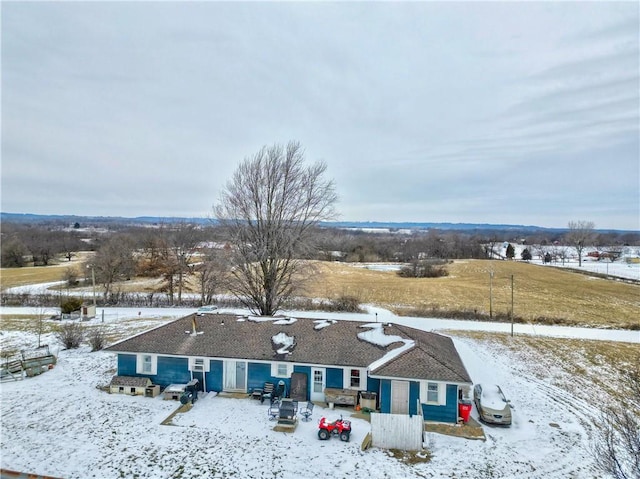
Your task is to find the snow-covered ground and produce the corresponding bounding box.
[495,243,640,281]
[538,257,640,281]
[1,303,636,478]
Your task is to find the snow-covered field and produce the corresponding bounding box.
[1,304,637,478]
[540,258,640,281]
[499,243,640,281]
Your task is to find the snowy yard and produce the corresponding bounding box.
[2,306,636,478]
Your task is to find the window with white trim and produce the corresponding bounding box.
[343,368,367,390]
[350,369,361,388]
[189,357,210,372]
[136,354,157,375]
[271,362,291,378]
[420,381,446,405]
[427,382,439,403]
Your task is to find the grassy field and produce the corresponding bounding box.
[2,257,639,329]
[0,252,92,290]
[303,260,640,329]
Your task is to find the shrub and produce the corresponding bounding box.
[87,328,107,351]
[62,267,80,287]
[398,260,449,278]
[60,297,83,314]
[55,322,84,349]
[329,295,362,313]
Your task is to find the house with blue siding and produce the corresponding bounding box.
[105,313,472,423]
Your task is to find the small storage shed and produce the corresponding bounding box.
[82,304,96,320]
[110,375,160,397]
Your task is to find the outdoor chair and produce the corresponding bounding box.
[259,382,275,404]
[299,401,314,422]
[267,401,280,421]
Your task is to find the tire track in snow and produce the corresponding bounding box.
[451,336,600,478]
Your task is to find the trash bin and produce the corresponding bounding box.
[359,392,377,411]
[458,401,472,423]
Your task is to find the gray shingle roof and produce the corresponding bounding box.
[110,375,152,387]
[370,324,472,383]
[105,314,471,384]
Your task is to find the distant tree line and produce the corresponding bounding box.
[1,223,88,267]
[2,216,638,310]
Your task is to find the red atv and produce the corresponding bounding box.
[317,415,352,442]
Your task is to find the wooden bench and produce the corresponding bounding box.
[324,388,358,407]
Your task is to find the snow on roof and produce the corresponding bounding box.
[272,332,295,355]
[242,315,298,325]
[247,315,276,322]
[273,317,297,325]
[367,340,415,373]
[357,322,404,347]
[357,323,415,372]
[313,319,336,330]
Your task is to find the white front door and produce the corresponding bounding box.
[223,360,247,391]
[391,380,409,414]
[311,367,325,402]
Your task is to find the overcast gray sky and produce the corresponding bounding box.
[2,1,638,230]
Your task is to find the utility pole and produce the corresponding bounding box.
[510,274,514,337]
[489,270,494,319]
[91,266,97,306]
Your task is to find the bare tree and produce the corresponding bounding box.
[593,360,640,479]
[62,266,79,288]
[215,141,337,316]
[484,236,501,259]
[1,237,28,267]
[551,244,570,265]
[168,223,201,305]
[194,248,231,305]
[566,220,596,267]
[91,235,136,302]
[32,303,49,348]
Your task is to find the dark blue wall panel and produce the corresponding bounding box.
[117,354,136,376]
[421,384,458,423]
[379,379,391,413]
[248,363,271,391]
[154,356,190,387]
[325,367,343,389]
[409,381,420,416]
[207,360,223,392]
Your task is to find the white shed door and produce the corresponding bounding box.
[391,380,409,414]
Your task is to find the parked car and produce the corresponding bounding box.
[196,305,218,315]
[474,384,512,426]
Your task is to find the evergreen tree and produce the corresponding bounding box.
[506,243,515,260]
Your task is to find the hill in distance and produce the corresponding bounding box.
[1,212,636,234]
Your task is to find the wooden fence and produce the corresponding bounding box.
[370,406,424,451]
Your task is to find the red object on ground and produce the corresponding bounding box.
[458,402,472,422]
